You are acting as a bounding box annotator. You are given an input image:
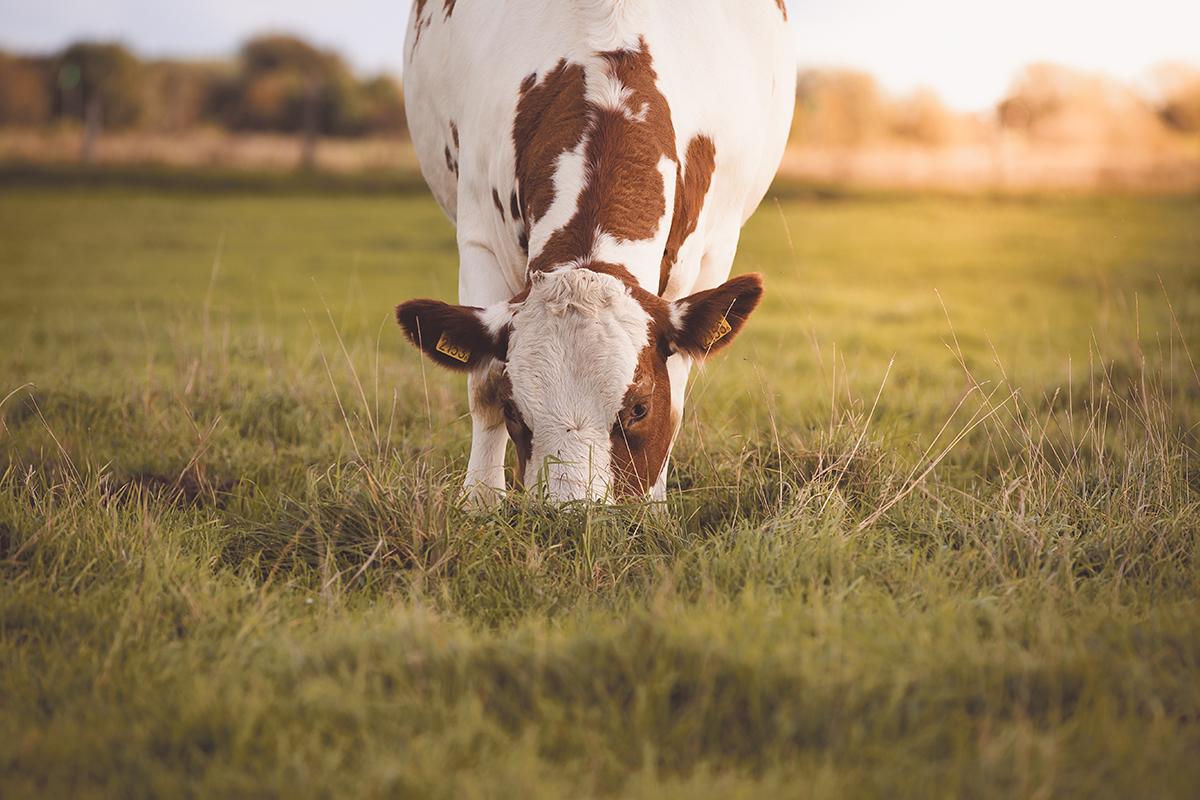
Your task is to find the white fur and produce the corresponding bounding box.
[586,68,636,116]
[478,302,517,337]
[667,299,688,332]
[576,0,646,52]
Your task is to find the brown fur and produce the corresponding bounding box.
[410,0,432,54]
[659,135,716,294]
[512,61,589,229]
[494,371,534,489]
[610,337,674,495]
[526,39,679,275]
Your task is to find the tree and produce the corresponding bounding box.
[360,75,407,136]
[58,42,144,129]
[888,89,953,146]
[997,63,1166,148]
[1153,63,1200,133]
[141,60,230,132]
[793,70,886,146]
[219,34,368,136]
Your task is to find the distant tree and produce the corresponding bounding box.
[0,52,52,125]
[997,64,1072,131]
[888,88,953,146]
[998,63,1167,148]
[793,70,886,146]
[142,60,231,132]
[360,74,407,136]
[219,34,370,136]
[1153,63,1200,133]
[58,42,144,129]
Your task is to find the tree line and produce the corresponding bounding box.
[2,34,1197,154]
[791,62,1200,149]
[0,35,406,138]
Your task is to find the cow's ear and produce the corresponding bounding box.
[667,273,763,360]
[395,299,507,371]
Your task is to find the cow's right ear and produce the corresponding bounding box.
[395,299,507,371]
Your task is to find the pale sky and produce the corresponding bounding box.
[1,0,1196,111]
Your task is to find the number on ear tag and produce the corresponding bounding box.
[436,331,470,363]
[700,316,732,349]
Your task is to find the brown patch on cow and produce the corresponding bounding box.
[409,0,432,54]
[525,39,679,274]
[444,145,458,177]
[517,230,529,254]
[510,190,521,221]
[659,135,716,295]
[588,42,676,241]
[443,0,457,19]
[513,61,588,229]
[491,188,505,221]
[610,337,674,496]
[449,120,459,150]
[774,0,787,21]
[495,371,533,489]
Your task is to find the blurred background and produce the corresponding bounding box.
[1,0,1197,190]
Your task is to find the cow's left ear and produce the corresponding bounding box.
[396,299,508,371]
[667,273,763,360]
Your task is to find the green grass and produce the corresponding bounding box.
[2,177,1199,798]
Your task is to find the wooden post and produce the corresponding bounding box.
[82,94,101,164]
[300,73,321,170]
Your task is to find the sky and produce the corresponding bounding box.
[1,0,1196,112]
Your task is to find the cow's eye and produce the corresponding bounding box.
[629,401,649,423]
[502,401,518,422]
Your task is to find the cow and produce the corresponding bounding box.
[396,0,795,504]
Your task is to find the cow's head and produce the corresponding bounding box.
[396,267,762,501]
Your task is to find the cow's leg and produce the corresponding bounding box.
[464,359,509,506]
[457,238,520,507]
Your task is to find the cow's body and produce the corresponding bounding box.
[397,0,794,503]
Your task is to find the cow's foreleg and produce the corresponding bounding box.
[464,359,510,507]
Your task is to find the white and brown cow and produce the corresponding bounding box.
[396,0,794,503]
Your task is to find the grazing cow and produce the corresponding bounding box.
[396,0,794,503]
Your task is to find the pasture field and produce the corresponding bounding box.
[2,178,1199,798]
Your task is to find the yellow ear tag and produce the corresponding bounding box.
[700,316,732,349]
[435,331,470,363]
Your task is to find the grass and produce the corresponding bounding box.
[1,175,1199,798]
